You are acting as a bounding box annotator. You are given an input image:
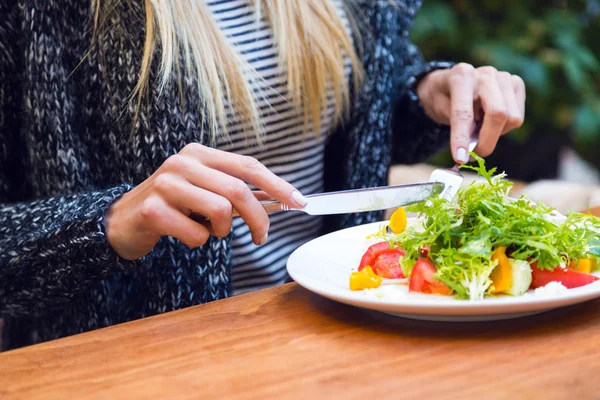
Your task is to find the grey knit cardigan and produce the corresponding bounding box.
[0,0,451,350]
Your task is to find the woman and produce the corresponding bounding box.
[0,0,525,350]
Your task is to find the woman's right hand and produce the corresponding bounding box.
[104,143,307,261]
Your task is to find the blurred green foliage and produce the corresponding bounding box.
[413,0,600,173]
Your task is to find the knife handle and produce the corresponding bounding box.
[190,200,291,222]
[232,200,290,217]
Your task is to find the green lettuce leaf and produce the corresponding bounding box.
[387,153,600,299]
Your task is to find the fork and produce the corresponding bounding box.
[428,121,481,201]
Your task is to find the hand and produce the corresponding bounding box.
[104,143,307,260]
[416,63,526,164]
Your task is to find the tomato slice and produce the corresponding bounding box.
[408,259,428,292]
[358,242,401,271]
[530,262,599,289]
[409,258,452,295]
[372,251,405,279]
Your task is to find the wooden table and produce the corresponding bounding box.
[1,283,600,399]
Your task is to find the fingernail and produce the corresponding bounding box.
[456,147,469,164]
[292,191,308,207]
[258,233,268,246]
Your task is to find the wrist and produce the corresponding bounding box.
[103,194,129,259]
[104,191,154,261]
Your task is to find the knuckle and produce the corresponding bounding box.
[498,71,512,82]
[512,75,526,90]
[241,156,264,173]
[162,154,187,172]
[227,180,250,202]
[139,196,165,220]
[211,200,233,220]
[512,74,525,85]
[451,108,474,122]
[181,142,204,155]
[152,173,176,193]
[453,130,470,142]
[452,63,475,76]
[478,66,498,77]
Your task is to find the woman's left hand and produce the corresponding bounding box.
[416,63,526,164]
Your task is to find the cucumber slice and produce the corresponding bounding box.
[505,259,532,296]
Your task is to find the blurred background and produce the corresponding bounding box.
[390,0,600,213]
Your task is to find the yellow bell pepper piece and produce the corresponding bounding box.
[349,266,383,290]
[389,207,407,234]
[490,246,512,294]
[569,258,595,274]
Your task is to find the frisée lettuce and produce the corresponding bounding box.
[378,154,600,300]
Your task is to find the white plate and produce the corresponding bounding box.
[287,219,600,321]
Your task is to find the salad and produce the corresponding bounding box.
[350,154,600,300]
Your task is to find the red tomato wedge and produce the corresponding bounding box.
[530,262,599,289]
[358,242,402,270]
[409,258,452,295]
[372,251,405,279]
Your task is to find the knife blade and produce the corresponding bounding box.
[232,182,444,217]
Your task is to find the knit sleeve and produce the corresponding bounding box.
[390,0,454,165]
[0,4,140,318]
[0,187,146,317]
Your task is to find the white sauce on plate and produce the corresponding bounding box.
[533,282,569,297]
[363,285,407,301]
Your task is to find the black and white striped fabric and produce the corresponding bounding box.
[209,0,352,294]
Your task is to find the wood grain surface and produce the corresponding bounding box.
[1,283,600,400]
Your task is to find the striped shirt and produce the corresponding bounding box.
[209,0,352,294]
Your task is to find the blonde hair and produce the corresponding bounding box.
[92,0,364,143]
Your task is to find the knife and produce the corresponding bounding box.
[232,182,445,217]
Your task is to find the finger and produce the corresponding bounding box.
[166,156,270,245]
[512,75,526,125]
[141,196,211,248]
[152,174,233,238]
[476,67,509,157]
[253,191,274,201]
[180,144,307,209]
[497,72,523,133]
[448,63,477,164]
[205,171,270,245]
